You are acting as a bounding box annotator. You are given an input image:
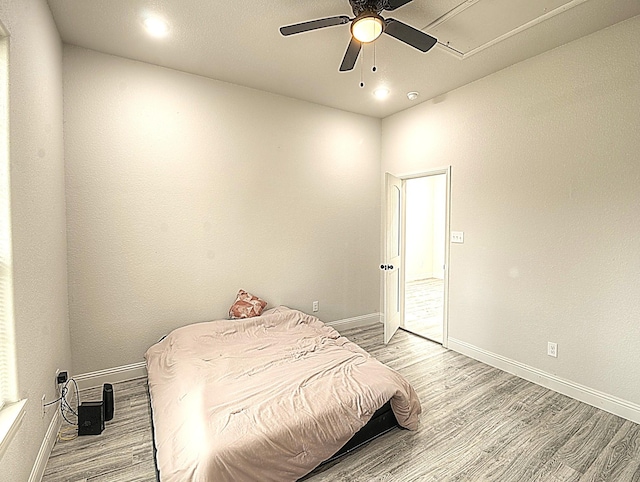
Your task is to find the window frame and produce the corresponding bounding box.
[0,25,26,461]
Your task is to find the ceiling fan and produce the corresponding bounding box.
[279,0,437,72]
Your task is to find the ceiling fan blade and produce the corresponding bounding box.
[385,0,413,11]
[384,18,437,52]
[280,16,350,36]
[339,37,362,72]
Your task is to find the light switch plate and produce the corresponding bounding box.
[451,231,464,243]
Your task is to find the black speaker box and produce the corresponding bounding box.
[103,383,114,421]
[78,401,104,436]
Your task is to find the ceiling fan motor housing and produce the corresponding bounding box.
[349,0,386,16]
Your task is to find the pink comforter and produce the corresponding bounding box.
[145,308,421,481]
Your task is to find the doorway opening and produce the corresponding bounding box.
[402,174,447,344]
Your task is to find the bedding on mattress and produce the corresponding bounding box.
[145,307,421,482]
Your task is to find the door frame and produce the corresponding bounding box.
[387,167,451,348]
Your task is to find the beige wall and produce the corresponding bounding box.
[382,16,640,406]
[63,46,381,375]
[0,0,71,480]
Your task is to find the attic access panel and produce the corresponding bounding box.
[426,0,586,57]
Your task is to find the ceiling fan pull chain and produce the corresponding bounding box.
[372,41,377,73]
[359,44,365,88]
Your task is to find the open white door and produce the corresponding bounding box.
[383,173,404,344]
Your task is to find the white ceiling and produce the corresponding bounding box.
[47,0,640,118]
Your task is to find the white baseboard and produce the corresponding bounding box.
[327,312,381,331]
[73,362,147,391]
[448,337,640,425]
[28,410,61,482]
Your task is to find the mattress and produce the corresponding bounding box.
[145,307,421,481]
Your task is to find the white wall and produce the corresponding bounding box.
[382,15,640,408]
[0,0,71,480]
[405,175,446,282]
[63,46,382,375]
[405,177,434,281]
[432,175,446,280]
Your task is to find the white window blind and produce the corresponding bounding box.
[0,33,14,411]
[0,250,13,410]
[0,227,14,410]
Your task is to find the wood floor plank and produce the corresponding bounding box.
[580,420,640,481]
[41,324,640,482]
[405,278,444,342]
[86,459,157,482]
[555,406,626,474]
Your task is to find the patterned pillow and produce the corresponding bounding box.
[229,290,267,319]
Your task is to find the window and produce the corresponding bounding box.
[0,31,24,461]
[0,30,13,413]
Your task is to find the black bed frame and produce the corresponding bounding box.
[322,400,398,463]
[148,390,399,481]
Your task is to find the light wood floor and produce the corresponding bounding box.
[42,325,640,481]
[405,278,444,343]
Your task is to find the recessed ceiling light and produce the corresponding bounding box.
[373,88,390,100]
[144,16,169,37]
[407,91,419,101]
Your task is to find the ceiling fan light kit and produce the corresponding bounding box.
[279,0,437,73]
[351,13,384,43]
